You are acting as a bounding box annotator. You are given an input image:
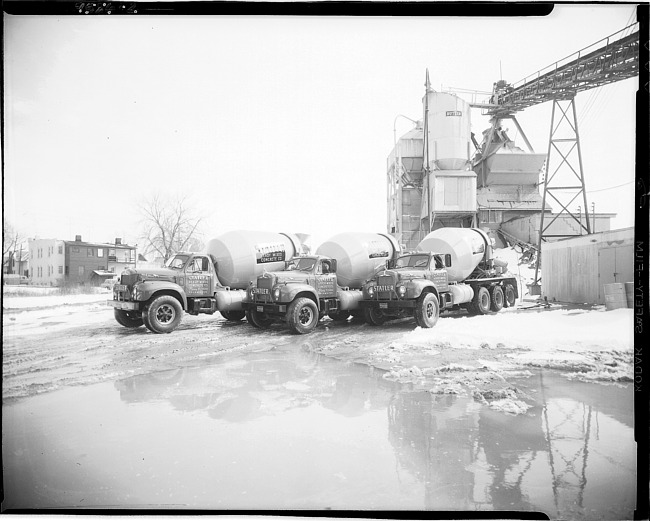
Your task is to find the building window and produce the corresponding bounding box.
[87,248,94,256]
[59,266,63,274]
[73,247,80,253]
[58,245,63,254]
[98,248,104,258]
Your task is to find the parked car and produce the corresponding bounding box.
[3,274,28,285]
[101,277,119,290]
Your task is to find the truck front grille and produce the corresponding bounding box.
[253,276,274,303]
[377,274,396,300]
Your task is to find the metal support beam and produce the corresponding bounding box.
[533,97,591,289]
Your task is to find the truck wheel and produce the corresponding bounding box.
[114,309,144,328]
[503,284,516,308]
[490,286,504,312]
[363,307,387,326]
[221,310,246,322]
[246,309,273,329]
[328,311,351,322]
[469,286,491,315]
[286,298,319,334]
[414,292,439,328]
[145,295,183,333]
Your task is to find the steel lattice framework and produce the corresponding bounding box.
[471,23,639,290]
[480,25,639,118]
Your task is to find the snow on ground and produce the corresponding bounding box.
[2,249,636,416]
[2,285,110,310]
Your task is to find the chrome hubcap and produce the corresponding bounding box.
[156,304,175,324]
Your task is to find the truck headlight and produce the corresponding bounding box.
[273,287,281,301]
[367,286,375,297]
[397,285,407,297]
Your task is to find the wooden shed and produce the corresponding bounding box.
[541,227,634,305]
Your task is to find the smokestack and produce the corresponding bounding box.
[75,235,82,242]
[115,238,122,245]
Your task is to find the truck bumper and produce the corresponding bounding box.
[243,302,288,314]
[108,300,141,311]
[359,299,416,310]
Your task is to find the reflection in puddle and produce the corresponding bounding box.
[3,343,635,518]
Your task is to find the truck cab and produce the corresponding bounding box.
[110,252,222,333]
[360,251,451,328]
[243,255,341,334]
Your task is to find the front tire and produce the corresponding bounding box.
[221,310,246,322]
[363,306,387,326]
[286,297,319,334]
[246,309,274,329]
[468,286,491,315]
[490,286,504,312]
[114,309,144,328]
[414,292,439,328]
[144,295,183,333]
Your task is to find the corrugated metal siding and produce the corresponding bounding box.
[541,228,634,304]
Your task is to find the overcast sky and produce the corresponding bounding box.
[3,5,639,251]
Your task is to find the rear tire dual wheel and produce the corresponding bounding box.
[286,298,319,334]
[414,292,439,328]
[246,309,274,329]
[114,309,144,328]
[221,310,246,322]
[490,286,504,312]
[467,286,491,315]
[143,295,183,333]
[363,307,387,326]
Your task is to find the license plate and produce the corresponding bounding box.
[111,301,137,310]
[257,306,264,312]
[114,284,127,291]
[380,303,388,309]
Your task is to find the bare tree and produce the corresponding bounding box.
[3,220,23,273]
[139,194,204,263]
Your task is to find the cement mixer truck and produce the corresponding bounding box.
[109,231,304,333]
[359,227,518,328]
[242,232,401,334]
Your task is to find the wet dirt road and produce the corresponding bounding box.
[2,303,637,517]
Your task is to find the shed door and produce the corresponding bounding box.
[598,245,634,299]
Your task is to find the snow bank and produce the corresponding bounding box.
[3,287,110,310]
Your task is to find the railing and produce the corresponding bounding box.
[479,23,640,115]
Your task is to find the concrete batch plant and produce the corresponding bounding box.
[386,72,614,251]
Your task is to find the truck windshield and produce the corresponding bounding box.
[285,258,316,272]
[395,254,430,269]
[165,255,189,270]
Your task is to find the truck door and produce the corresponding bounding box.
[427,255,449,291]
[315,260,337,298]
[185,256,212,297]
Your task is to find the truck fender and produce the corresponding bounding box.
[409,279,439,300]
[281,284,320,310]
[138,281,188,309]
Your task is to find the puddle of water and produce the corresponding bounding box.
[2,345,636,518]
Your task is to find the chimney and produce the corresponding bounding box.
[75,235,82,242]
[115,238,122,245]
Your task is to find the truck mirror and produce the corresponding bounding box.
[445,254,452,267]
